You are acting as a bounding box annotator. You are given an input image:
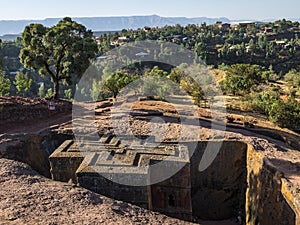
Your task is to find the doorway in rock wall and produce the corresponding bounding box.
[148,163,192,221]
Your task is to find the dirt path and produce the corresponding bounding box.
[0,112,72,136]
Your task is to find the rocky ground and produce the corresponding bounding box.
[0,97,72,135]
[1,96,300,224]
[0,158,238,225]
[0,158,191,225]
[91,98,300,188]
[0,97,47,106]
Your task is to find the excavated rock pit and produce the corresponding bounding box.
[49,136,299,225]
[0,98,299,224]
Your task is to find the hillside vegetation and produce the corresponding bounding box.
[1,19,300,129]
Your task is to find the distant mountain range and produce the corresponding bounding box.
[0,15,231,38]
[1,15,299,41]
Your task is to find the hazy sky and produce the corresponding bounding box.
[0,0,299,20]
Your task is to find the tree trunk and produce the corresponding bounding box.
[53,79,60,100]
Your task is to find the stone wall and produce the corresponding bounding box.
[77,166,149,208]
[246,145,299,225]
[0,131,71,177]
[190,141,247,220]
[49,140,84,183]
[149,163,192,221]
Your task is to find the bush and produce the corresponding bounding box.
[284,69,300,87]
[250,91,279,115]
[221,64,266,96]
[269,99,300,129]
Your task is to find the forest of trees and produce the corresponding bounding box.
[97,19,300,73]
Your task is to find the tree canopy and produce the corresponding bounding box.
[104,71,138,98]
[0,71,11,96]
[13,71,32,96]
[221,64,266,95]
[19,17,98,99]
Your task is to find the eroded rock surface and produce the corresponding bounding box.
[0,158,197,225]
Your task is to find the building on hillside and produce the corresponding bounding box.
[221,23,231,30]
[233,21,256,30]
[264,27,273,34]
[215,22,231,30]
[144,26,151,32]
[118,36,130,43]
[275,40,286,46]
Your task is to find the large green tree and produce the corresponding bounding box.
[19,17,98,99]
